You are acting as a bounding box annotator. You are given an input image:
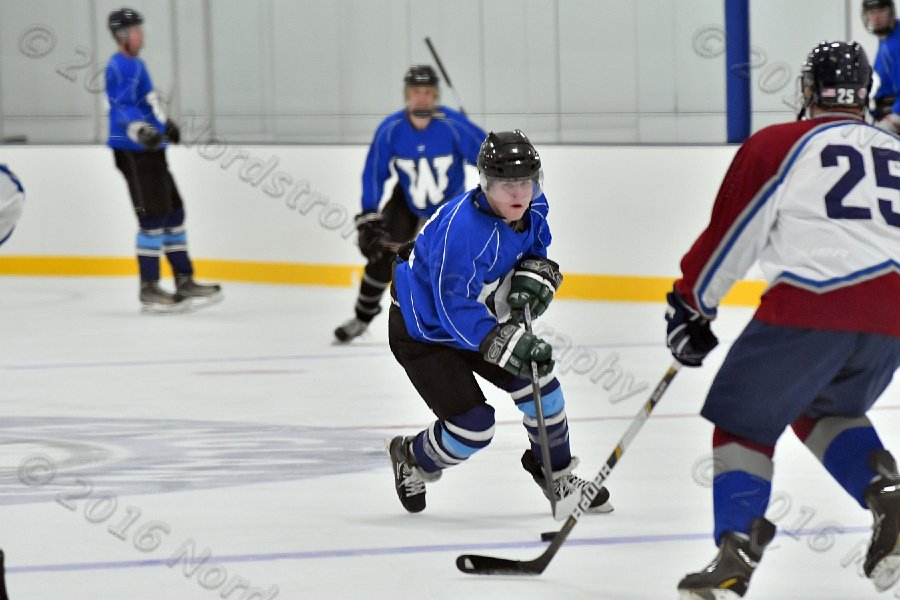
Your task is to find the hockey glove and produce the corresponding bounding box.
[165,119,181,144]
[507,257,563,321]
[127,122,164,150]
[665,287,719,367]
[355,211,388,261]
[481,322,554,379]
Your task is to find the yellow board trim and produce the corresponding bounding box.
[0,256,766,306]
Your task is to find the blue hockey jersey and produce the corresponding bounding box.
[361,107,486,218]
[874,20,900,116]
[393,188,552,351]
[105,53,166,151]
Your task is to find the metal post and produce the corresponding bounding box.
[725,0,751,143]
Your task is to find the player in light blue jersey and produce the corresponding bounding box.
[384,130,613,519]
[0,163,24,247]
[106,8,221,313]
[333,65,486,342]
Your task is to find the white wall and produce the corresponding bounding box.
[0,0,875,144]
[0,143,737,278]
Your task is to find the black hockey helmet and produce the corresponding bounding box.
[108,7,143,37]
[799,41,871,117]
[477,130,543,198]
[477,130,541,179]
[403,65,439,87]
[862,0,896,34]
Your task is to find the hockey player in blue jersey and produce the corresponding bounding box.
[0,163,24,247]
[384,130,613,519]
[106,8,221,313]
[333,65,486,342]
[863,0,900,130]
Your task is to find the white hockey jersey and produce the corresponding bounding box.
[677,114,899,338]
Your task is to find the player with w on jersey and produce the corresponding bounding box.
[667,41,900,598]
[333,65,486,343]
[385,130,613,519]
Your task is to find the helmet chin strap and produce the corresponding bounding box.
[797,93,814,121]
[410,108,434,118]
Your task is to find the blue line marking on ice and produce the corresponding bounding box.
[7,526,871,575]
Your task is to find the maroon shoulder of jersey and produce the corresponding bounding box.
[674,116,860,309]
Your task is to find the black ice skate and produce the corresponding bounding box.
[677,517,776,600]
[864,450,900,591]
[333,317,369,343]
[386,436,440,513]
[140,280,189,314]
[521,450,613,520]
[175,274,223,307]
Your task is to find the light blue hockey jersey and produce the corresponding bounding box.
[393,188,551,351]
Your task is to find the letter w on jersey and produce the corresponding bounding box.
[395,155,453,211]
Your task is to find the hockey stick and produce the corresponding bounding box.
[522,303,557,517]
[456,360,682,576]
[424,37,467,116]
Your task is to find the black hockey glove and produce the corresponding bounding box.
[507,257,563,321]
[665,286,719,367]
[480,322,554,379]
[355,211,388,261]
[165,119,181,144]
[128,122,164,150]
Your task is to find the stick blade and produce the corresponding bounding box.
[456,553,544,576]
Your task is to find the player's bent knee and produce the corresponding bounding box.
[423,404,496,468]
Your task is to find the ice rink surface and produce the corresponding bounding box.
[1,276,898,599]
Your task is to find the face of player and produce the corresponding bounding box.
[119,25,144,57]
[866,7,893,34]
[405,86,438,117]
[485,179,533,223]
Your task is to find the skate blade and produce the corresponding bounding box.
[140,301,192,315]
[678,590,741,600]
[183,293,224,312]
[551,495,614,520]
[586,500,614,514]
[872,554,900,592]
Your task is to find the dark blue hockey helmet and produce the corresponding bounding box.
[403,65,439,88]
[108,7,144,38]
[800,41,871,117]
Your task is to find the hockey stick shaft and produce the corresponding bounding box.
[456,360,682,575]
[424,37,467,116]
[523,304,557,516]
